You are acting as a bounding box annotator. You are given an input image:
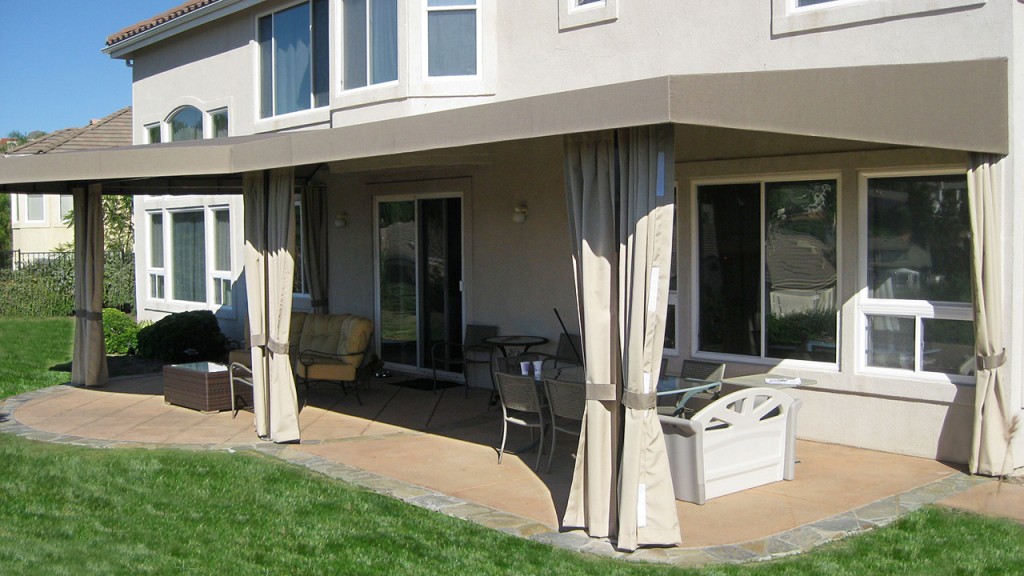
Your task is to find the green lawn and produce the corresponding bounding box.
[0,317,75,398]
[1,317,1022,575]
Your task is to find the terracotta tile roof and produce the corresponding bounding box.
[5,108,133,155]
[106,0,223,47]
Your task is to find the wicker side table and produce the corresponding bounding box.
[163,362,250,413]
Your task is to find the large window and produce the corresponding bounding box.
[697,178,838,363]
[172,211,207,303]
[259,0,329,118]
[426,0,478,77]
[169,106,203,142]
[861,173,973,378]
[344,0,398,89]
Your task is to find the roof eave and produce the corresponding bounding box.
[103,0,260,59]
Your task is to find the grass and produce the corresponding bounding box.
[0,317,75,398]
[1,317,1023,574]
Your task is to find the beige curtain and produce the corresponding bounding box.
[968,154,1016,476]
[562,130,620,539]
[615,125,681,550]
[562,126,681,550]
[71,184,108,387]
[243,169,301,443]
[301,183,329,313]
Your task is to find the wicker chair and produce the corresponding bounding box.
[543,378,586,472]
[494,372,546,470]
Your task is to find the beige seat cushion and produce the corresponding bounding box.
[295,314,374,382]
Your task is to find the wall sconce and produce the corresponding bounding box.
[334,213,348,228]
[512,205,528,224]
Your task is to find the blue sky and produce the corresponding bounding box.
[0,0,184,137]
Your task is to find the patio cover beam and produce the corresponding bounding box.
[0,59,1007,188]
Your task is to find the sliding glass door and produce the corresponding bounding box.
[376,195,463,370]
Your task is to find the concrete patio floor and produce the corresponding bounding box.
[3,372,1019,566]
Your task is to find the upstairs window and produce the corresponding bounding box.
[147,123,162,144]
[259,0,329,118]
[426,0,478,77]
[59,195,73,222]
[210,108,229,138]
[169,106,203,141]
[344,0,399,89]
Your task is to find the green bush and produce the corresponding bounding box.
[102,308,140,355]
[136,310,227,364]
[0,251,135,317]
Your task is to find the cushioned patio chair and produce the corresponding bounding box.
[296,314,374,405]
[494,372,546,470]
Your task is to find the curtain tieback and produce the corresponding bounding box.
[266,338,289,355]
[976,349,1006,371]
[74,310,103,321]
[585,382,617,402]
[622,389,657,410]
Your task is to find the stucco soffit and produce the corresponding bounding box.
[667,59,1008,155]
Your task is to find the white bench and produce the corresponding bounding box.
[659,387,801,504]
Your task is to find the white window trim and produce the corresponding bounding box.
[856,167,973,384]
[559,0,618,31]
[772,0,986,35]
[208,107,230,139]
[24,193,46,223]
[210,207,233,306]
[689,172,843,370]
[418,0,488,91]
[145,122,163,145]
[335,0,409,109]
[253,0,331,129]
[146,204,235,312]
[147,211,166,301]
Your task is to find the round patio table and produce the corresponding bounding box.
[483,335,549,357]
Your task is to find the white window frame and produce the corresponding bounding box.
[422,0,481,82]
[772,0,986,35]
[690,173,842,370]
[147,211,166,301]
[255,0,330,125]
[210,207,233,306]
[558,0,618,31]
[145,122,163,145]
[857,168,974,384]
[25,194,45,223]
[663,182,680,357]
[208,107,229,139]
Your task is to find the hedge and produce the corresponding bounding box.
[0,252,135,318]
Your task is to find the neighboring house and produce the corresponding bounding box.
[4,108,132,257]
[0,0,1020,478]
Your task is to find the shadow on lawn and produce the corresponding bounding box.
[49,356,165,379]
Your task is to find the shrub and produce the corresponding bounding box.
[103,308,140,355]
[0,251,135,318]
[136,310,228,364]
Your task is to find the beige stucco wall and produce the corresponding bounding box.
[9,193,74,253]
[123,0,1012,139]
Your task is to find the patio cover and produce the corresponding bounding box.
[0,60,1008,190]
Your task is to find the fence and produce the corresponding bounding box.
[0,250,69,270]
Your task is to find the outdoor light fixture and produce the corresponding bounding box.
[512,205,528,224]
[334,213,348,228]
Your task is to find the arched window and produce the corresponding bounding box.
[168,106,203,141]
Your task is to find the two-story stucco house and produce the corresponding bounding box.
[1,0,1021,547]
